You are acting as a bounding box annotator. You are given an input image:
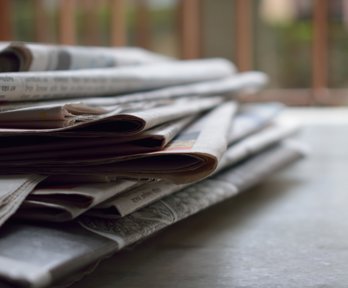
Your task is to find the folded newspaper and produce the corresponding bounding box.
[0,102,289,227]
[0,142,305,288]
[0,71,268,113]
[0,42,306,288]
[17,119,298,222]
[0,42,171,72]
[0,96,221,132]
[0,102,236,183]
[12,103,288,222]
[0,58,235,102]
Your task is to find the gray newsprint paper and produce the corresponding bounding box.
[0,71,267,113]
[92,120,298,218]
[0,96,172,120]
[74,71,267,106]
[217,121,299,170]
[0,103,107,124]
[0,103,282,223]
[18,179,140,222]
[79,142,305,248]
[0,143,304,288]
[0,102,237,184]
[0,41,170,72]
[228,102,283,143]
[0,174,45,227]
[16,104,285,221]
[0,58,234,102]
[0,96,218,134]
[0,115,195,157]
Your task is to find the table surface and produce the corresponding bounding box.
[70,108,348,288]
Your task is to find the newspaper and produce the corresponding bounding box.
[91,120,299,218]
[92,104,284,216]
[0,103,107,123]
[0,95,173,116]
[0,102,236,184]
[0,96,219,135]
[0,102,237,183]
[0,71,267,112]
[0,174,45,227]
[0,142,305,288]
[0,58,235,102]
[228,102,283,143]
[0,103,281,224]
[0,42,8,50]
[0,42,171,72]
[0,102,236,183]
[16,110,295,221]
[76,71,267,106]
[217,121,299,170]
[12,116,193,222]
[0,115,195,157]
[79,142,305,248]
[18,179,141,222]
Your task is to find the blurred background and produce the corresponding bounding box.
[0,0,346,105]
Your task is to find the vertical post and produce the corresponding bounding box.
[33,0,49,42]
[312,0,329,103]
[0,0,12,41]
[110,0,126,46]
[135,0,151,50]
[178,0,201,59]
[235,0,253,71]
[58,0,76,45]
[82,0,100,45]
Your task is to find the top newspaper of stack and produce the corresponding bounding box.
[0,41,171,72]
[0,57,235,102]
[0,43,269,137]
[0,42,240,102]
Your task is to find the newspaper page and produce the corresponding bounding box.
[228,102,283,143]
[0,116,195,157]
[0,102,236,184]
[92,120,299,218]
[77,71,267,106]
[0,174,45,228]
[0,42,171,72]
[0,103,107,123]
[0,58,235,102]
[12,117,196,222]
[213,142,307,191]
[14,106,288,224]
[0,42,8,49]
[43,102,277,140]
[0,142,304,288]
[22,104,291,222]
[218,121,299,170]
[0,96,219,135]
[0,71,267,113]
[79,142,305,248]
[17,179,141,222]
[0,94,173,115]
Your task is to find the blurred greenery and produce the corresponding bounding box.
[254,6,313,89]
[270,21,312,88]
[9,0,348,89]
[13,0,35,41]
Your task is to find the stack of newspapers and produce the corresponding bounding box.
[0,42,305,287]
